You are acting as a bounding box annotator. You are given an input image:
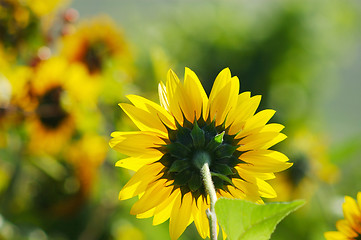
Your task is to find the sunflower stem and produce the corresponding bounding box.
[200,162,218,240]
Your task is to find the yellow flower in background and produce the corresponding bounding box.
[46,135,107,216]
[24,0,68,17]
[60,16,131,75]
[269,127,339,201]
[67,134,107,197]
[110,68,292,239]
[26,57,98,154]
[325,192,361,240]
[60,16,133,104]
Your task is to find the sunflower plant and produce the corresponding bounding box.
[110,67,303,240]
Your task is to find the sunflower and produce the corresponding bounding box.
[60,16,131,75]
[325,192,361,240]
[110,68,292,240]
[269,127,339,201]
[26,57,96,154]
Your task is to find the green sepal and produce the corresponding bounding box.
[213,163,234,175]
[206,132,224,151]
[175,122,193,147]
[169,159,190,173]
[203,120,218,142]
[190,120,205,148]
[159,153,172,167]
[167,142,190,158]
[215,144,237,158]
[188,173,202,192]
[173,170,192,186]
[212,176,224,190]
[211,172,234,185]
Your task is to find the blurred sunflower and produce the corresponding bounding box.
[60,16,131,75]
[0,0,40,54]
[26,57,96,154]
[24,0,68,17]
[269,127,339,201]
[67,134,107,197]
[45,135,107,216]
[325,192,361,240]
[110,68,292,239]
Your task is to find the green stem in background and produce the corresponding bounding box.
[196,151,218,240]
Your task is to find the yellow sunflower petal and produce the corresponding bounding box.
[256,178,277,198]
[127,94,175,129]
[242,109,276,132]
[109,131,165,157]
[174,79,195,122]
[184,67,209,120]
[169,192,193,240]
[158,82,170,111]
[226,185,247,199]
[260,133,287,150]
[208,75,239,125]
[324,231,349,240]
[239,150,292,173]
[343,196,361,230]
[136,208,156,219]
[118,163,163,200]
[260,123,285,133]
[119,103,167,135]
[208,68,231,102]
[232,178,261,202]
[228,95,262,135]
[358,192,361,212]
[192,199,207,239]
[226,91,251,128]
[336,219,358,238]
[238,132,284,151]
[153,190,179,225]
[131,179,172,215]
[166,69,183,124]
[115,155,161,171]
[193,197,210,239]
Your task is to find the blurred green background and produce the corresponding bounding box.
[1,0,361,239]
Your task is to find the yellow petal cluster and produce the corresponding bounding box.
[325,192,361,240]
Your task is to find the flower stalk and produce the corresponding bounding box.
[200,161,218,240]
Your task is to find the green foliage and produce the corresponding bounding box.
[215,198,305,240]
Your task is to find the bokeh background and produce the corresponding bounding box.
[1,0,361,239]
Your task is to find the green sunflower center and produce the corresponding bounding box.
[36,86,68,129]
[158,116,245,200]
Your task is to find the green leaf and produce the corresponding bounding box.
[215,198,305,240]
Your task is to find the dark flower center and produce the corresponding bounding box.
[355,233,361,240]
[82,42,108,73]
[157,115,245,200]
[36,86,68,129]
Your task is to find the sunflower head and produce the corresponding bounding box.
[157,111,248,201]
[61,16,130,74]
[110,67,292,239]
[26,57,96,154]
[325,192,361,240]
